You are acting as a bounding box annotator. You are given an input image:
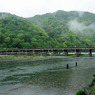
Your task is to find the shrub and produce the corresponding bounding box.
[76,89,86,95]
[89,78,95,87]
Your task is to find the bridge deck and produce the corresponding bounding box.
[0,47,95,52]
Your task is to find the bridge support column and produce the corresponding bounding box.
[0,51,1,55]
[6,51,7,55]
[89,49,92,57]
[47,50,49,54]
[75,49,80,57]
[64,50,68,56]
[17,50,20,55]
[32,50,35,54]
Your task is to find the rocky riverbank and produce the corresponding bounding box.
[86,78,95,95]
[76,78,95,95]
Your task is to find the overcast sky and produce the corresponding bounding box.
[0,0,95,17]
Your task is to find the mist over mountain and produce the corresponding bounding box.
[0,10,95,49]
[0,12,17,18]
[27,10,95,29]
[27,10,95,47]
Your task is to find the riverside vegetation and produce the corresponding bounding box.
[0,10,95,49]
[76,78,95,95]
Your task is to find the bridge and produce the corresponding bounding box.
[0,47,95,56]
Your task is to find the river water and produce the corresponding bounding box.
[0,56,95,95]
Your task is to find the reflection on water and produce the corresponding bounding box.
[0,56,95,95]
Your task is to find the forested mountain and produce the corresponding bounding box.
[27,10,95,26]
[27,10,95,47]
[0,14,49,48]
[0,10,95,49]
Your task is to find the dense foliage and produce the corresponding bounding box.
[0,10,95,49]
[0,15,49,48]
[27,10,95,47]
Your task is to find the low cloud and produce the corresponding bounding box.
[77,11,84,17]
[67,19,95,34]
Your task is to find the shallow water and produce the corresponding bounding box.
[0,56,95,95]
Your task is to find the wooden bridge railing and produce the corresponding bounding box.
[0,47,95,56]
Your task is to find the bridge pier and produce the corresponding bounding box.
[89,49,92,57]
[32,50,35,54]
[64,50,68,56]
[75,49,81,57]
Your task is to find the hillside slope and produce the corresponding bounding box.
[0,13,49,48]
[27,10,95,47]
[0,11,95,49]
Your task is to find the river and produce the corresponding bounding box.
[0,56,95,95]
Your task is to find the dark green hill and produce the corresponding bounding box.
[27,10,95,25]
[0,13,49,48]
[0,11,95,49]
[27,10,95,47]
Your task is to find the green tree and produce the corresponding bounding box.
[12,38,22,48]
